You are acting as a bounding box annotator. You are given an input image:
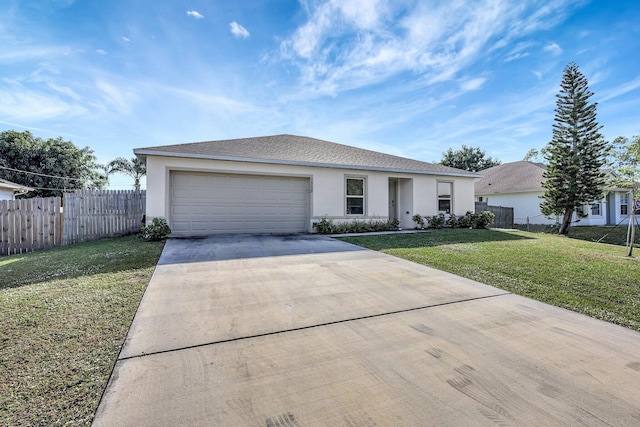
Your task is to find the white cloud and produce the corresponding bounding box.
[96,80,138,113]
[532,70,542,80]
[0,45,72,63]
[599,75,640,102]
[504,41,533,62]
[229,21,250,39]
[278,0,581,96]
[122,36,130,42]
[543,42,563,55]
[459,77,487,91]
[169,87,261,113]
[187,10,204,19]
[0,87,86,121]
[96,49,108,55]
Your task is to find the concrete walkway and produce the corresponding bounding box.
[93,234,640,426]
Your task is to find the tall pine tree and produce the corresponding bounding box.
[540,62,608,235]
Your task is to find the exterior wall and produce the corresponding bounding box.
[608,191,636,225]
[0,188,15,201]
[412,176,475,216]
[477,192,557,225]
[145,155,477,232]
[575,198,607,226]
[477,191,613,226]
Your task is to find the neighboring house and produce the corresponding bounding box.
[134,134,480,236]
[475,161,635,226]
[0,179,33,200]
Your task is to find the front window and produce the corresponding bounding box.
[438,181,453,214]
[590,202,601,216]
[346,177,365,215]
[621,194,629,216]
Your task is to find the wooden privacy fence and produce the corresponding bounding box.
[64,190,145,244]
[0,190,146,256]
[0,197,63,256]
[475,202,514,229]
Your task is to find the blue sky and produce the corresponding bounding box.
[1,0,639,189]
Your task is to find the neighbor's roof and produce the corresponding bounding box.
[134,134,480,178]
[0,178,33,194]
[475,161,546,194]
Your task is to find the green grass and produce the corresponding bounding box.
[513,224,640,247]
[339,229,640,331]
[0,235,165,427]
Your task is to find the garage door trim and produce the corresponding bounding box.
[169,170,311,236]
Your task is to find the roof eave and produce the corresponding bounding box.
[475,188,544,195]
[0,182,34,193]
[133,149,482,178]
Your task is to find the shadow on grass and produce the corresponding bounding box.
[0,235,165,290]
[338,228,534,251]
[513,224,639,248]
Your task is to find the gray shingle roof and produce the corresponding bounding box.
[0,178,34,192]
[475,161,547,194]
[134,134,480,177]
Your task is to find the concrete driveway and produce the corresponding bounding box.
[93,234,640,426]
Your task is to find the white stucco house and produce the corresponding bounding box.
[134,134,480,237]
[0,179,33,200]
[475,161,636,226]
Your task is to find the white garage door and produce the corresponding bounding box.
[170,171,310,236]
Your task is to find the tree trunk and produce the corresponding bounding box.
[559,209,573,235]
[627,203,636,257]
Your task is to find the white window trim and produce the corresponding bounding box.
[437,180,454,214]
[621,193,629,216]
[345,176,366,216]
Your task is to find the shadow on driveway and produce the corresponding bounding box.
[158,233,365,265]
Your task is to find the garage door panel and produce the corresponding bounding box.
[170,172,309,236]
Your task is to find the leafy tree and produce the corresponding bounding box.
[0,130,105,198]
[523,148,548,163]
[108,157,146,190]
[540,62,609,235]
[608,135,640,256]
[440,145,501,172]
[608,135,640,192]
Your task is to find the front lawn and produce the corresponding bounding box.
[0,236,164,426]
[339,229,640,331]
[513,224,639,248]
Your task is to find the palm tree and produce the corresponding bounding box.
[108,157,146,190]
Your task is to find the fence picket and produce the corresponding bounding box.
[62,190,145,246]
[0,190,144,256]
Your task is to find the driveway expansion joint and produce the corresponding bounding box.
[118,291,511,362]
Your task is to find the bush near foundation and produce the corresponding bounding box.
[412,211,495,230]
[313,218,400,234]
[140,217,172,241]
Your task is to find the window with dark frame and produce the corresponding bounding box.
[621,193,629,216]
[438,181,452,214]
[590,202,601,216]
[346,177,365,215]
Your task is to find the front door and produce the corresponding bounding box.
[388,179,397,221]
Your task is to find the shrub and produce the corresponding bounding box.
[445,214,459,228]
[474,211,495,229]
[455,211,495,229]
[458,211,474,228]
[313,217,401,234]
[426,213,446,229]
[140,217,172,241]
[412,214,426,229]
[313,217,334,234]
